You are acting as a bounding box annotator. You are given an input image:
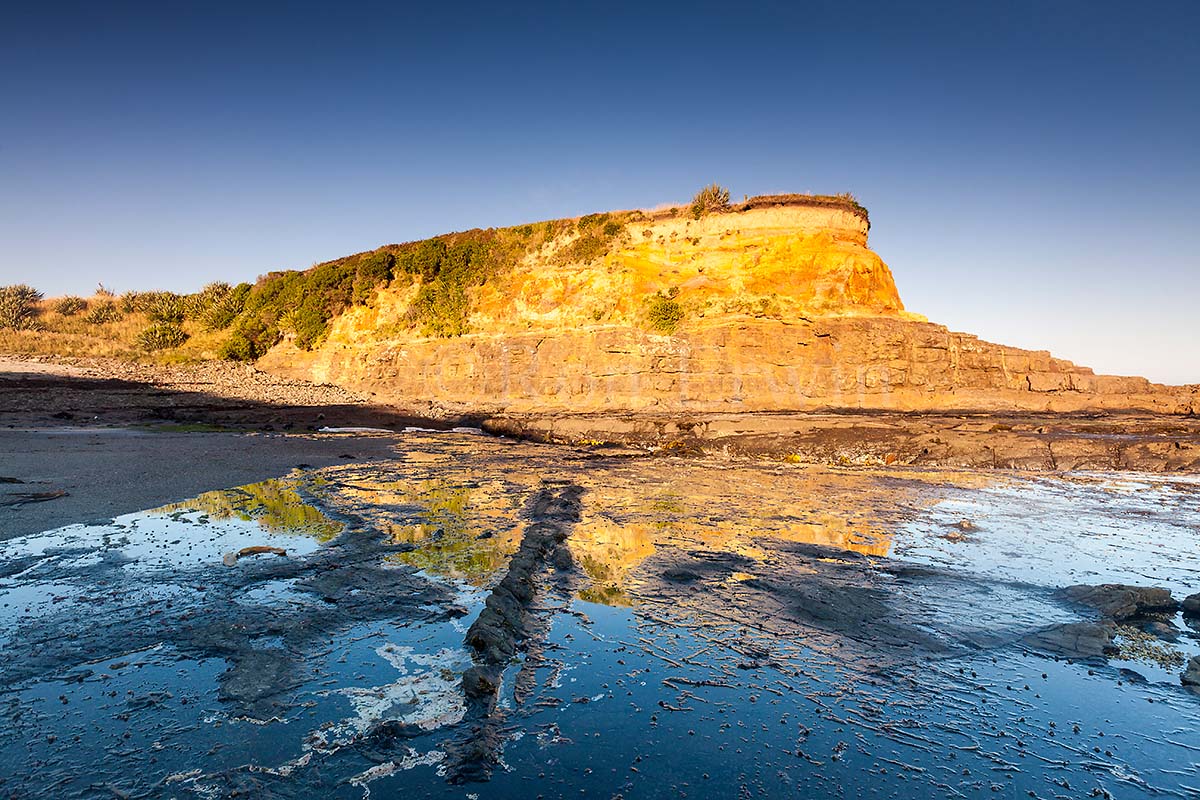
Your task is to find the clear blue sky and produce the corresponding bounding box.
[2,1,1197,383]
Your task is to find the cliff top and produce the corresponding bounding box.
[2,189,891,361]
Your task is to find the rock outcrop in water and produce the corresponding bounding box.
[258,195,1196,418]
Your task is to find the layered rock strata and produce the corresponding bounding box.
[258,197,1196,420]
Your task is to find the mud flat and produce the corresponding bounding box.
[0,428,404,541]
[2,432,1199,799]
[0,355,460,539]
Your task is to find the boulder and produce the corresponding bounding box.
[1183,593,1200,617]
[1061,584,1177,620]
[1024,620,1117,659]
[1182,656,1200,687]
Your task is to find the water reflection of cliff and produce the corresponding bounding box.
[316,472,525,587]
[156,434,982,611]
[566,467,935,607]
[154,477,344,541]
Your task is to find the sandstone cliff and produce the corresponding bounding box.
[257,196,1197,417]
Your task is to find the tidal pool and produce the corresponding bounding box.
[1,433,1198,798]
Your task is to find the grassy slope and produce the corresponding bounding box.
[0,194,869,363]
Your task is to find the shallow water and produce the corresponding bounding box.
[1,433,1198,798]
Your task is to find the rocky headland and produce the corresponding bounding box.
[248,194,1197,469]
[3,193,1197,470]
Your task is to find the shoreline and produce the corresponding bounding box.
[0,427,405,541]
[2,353,1198,476]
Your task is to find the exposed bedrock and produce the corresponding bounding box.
[482,411,1200,472]
[255,201,1196,420]
[264,316,1198,418]
[448,481,585,783]
[1061,584,1179,621]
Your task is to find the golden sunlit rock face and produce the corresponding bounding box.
[258,200,1197,416]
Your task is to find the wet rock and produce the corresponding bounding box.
[443,724,508,784]
[1023,621,1118,659]
[464,483,584,670]
[363,719,427,747]
[662,567,701,583]
[450,482,585,783]
[1183,593,1200,617]
[1182,656,1200,687]
[1140,620,1179,642]
[1061,584,1177,620]
[125,690,173,711]
[217,649,297,720]
[462,665,501,700]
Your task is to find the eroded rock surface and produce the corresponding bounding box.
[1024,621,1119,659]
[255,201,1197,420]
[1184,656,1200,687]
[1062,584,1179,621]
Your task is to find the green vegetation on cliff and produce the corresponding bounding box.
[220,213,635,354]
[1,189,871,361]
[220,251,396,359]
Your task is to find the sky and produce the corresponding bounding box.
[2,1,1197,384]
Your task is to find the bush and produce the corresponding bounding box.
[646,291,684,333]
[142,292,186,323]
[558,234,611,264]
[400,234,500,337]
[0,285,42,330]
[199,284,249,331]
[53,296,87,316]
[136,322,189,351]
[690,183,730,219]
[85,300,124,324]
[216,249,399,359]
[119,291,146,314]
[182,282,232,319]
[554,213,627,266]
[219,313,280,360]
[350,252,395,304]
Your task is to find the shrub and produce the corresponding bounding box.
[219,313,280,360]
[182,282,232,319]
[350,252,395,305]
[136,322,189,351]
[399,233,508,337]
[690,183,730,219]
[199,283,249,331]
[142,292,186,323]
[646,291,684,333]
[216,249,400,359]
[558,234,610,264]
[119,291,146,313]
[554,214,627,266]
[85,300,124,324]
[53,296,87,316]
[0,285,42,330]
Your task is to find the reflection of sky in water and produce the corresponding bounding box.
[1,435,1199,798]
[894,471,1200,593]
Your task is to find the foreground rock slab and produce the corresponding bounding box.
[1062,584,1179,620]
